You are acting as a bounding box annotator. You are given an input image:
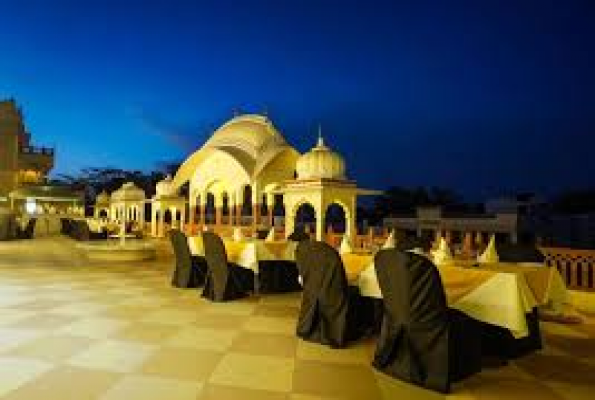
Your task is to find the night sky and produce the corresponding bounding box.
[1,0,593,200]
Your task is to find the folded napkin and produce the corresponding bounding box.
[478,234,499,263]
[432,237,453,265]
[382,230,396,249]
[339,235,353,254]
[232,227,244,242]
[265,228,275,242]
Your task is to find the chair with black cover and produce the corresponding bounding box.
[372,249,483,393]
[496,243,545,264]
[288,227,310,242]
[201,232,255,302]
[295,240,370,348]
[17,218,37,239]
[258,259,302,294]
[169,229,207,288]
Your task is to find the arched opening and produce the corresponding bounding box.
[242,185,252,217]
[222,192,230,224]
[294,202,316,234]
[324,203,347,234]
[164,208,173,225]
[205,193,216,224]
[98,209,108,218]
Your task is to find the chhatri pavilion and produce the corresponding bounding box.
[146,113,379,239]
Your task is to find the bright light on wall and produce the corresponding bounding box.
[25,199,37,214]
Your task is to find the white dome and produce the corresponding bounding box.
[296,136,346,180]
[155,175,178,198]
[111,182,145,202]
[206,114,287,160]
[95,190,110,205]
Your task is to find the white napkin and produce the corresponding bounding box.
[233,227,244,242]
[265,228,275,242]
[432,237,453,265]
[478,234,499,263]
[382,230,396,249]
[339,235,353,254]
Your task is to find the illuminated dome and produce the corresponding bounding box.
[172,113,300,189]
[111,182,145,202]
[96,190,110,205]
[155,175,178,198]
[206,114,287,159]
[296,136,346,180]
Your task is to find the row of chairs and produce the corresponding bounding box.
[169,229,544,393]
[295,239,544,393]
[169,230,303,300]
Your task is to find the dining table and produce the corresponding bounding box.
[343,252,568,339]
[187,235,298,274]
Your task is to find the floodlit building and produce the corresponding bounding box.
[169,113,379,240]
[0,99,54,203]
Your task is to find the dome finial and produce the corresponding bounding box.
[317,124,325,148]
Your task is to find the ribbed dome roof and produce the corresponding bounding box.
[96,190,110,205]
[155,175,178,198]
[205,114,287,160]
[296,136,346,180]
[111,182,145,202]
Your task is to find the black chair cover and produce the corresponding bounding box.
[295,240,370,348]
[170,230,207,288]
[258,260,302,293]
[480,307,542,359]
[496,243,545,263]
[372,249,482,393]
[201,232,254,302]
[288,228,310,242]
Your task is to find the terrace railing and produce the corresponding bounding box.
[540,247,595,292]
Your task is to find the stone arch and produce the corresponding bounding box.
[291,200,317,234]
[324,202,348,234]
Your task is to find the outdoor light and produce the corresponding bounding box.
[25,199,37,214]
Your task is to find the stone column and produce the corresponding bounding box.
[180,205,186,232]
[215,207,222,226]
[236,204,243,226]
[267,194,274,227]
[199,203,206,227]
[151,207,157,237]
[158,209,165,237]
[315,209,324,241]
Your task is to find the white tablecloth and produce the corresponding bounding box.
[188,236,297,274]
[355,259,567,338]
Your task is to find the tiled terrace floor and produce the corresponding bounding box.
[0,237,593,399]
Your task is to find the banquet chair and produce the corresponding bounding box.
[496,243,545,264]
[295,240,370,348]
[169,229,207,288]
[201,232,255,302]
[372,249,483,394]
[288,227,310,242]
[258,259,302,293]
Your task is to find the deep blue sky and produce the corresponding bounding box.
[1,0,594,200]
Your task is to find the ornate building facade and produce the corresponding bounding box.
[0,99,54,202]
